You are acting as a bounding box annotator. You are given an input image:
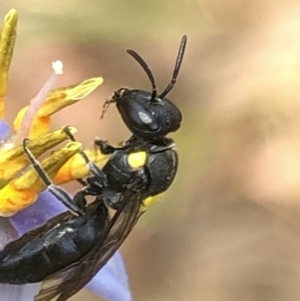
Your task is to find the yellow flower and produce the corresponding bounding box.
[0,10,133,301]
[0,9,105,216]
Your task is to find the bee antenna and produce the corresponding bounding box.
[126,49,157,101]
[159,35,187,99]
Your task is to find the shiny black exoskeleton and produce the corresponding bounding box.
[97,136,178,210]
[0,200,108,284]
[96,34,187,210]
[101,35,187,140]
[0,35,187,301]
[111,88,182,139]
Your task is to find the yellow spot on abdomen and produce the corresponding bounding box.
[140,193,163,212]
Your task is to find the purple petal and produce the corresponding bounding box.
[0,218,18,249]
[0,283,40,301]
[86,251,132,301]
[0,120,10,141]
[9,190,66,235]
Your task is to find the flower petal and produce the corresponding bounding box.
[0,216,18,247]
[86,251,132,301]
[0,141,81,216]
[9,190,66,235]
[0,128,78,181]
[0,120,10,140]
[13,141,81,191]
[0,283,40,301]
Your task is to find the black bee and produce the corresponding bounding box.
[0,35,187,301]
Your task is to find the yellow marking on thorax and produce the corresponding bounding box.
[128,151,147,169]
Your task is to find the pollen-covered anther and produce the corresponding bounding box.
[0,141,81,216]
[37,77,104,117]
[0,9,18,117]
[13,77,104,140]
[0,181,37,217]
[55,147,108,184]
[0,127,78,181]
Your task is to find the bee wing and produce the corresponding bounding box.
[34,180,143,301]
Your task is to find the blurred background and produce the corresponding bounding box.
[2,0,300,300]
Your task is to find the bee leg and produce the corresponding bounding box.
[22,139,85,216]
[62,126,108,187]
[77,178,87,186]
[73,177,108,208]
[94,139,118,154]
[73,190,88,209]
